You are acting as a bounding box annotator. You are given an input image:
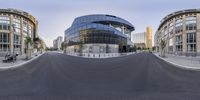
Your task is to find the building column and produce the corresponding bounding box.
[196,14,200,55]
[173,18,176,53]
[10,15,14,55]
[172,36,176,54]
[20,18,24,55]
[182,15,187,55]
[121,26,125,34]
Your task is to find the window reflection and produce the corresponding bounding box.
[175,19,183,34]
[66,29,127,46]
[186,16,196,31]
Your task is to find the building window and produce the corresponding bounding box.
[14,34,21,52]
[13,18,21,33]
[164,26,168,35]
[0,33,9,43]
[14,34,21,45]
[186,16,196,31]
[0,16,10,30]
[0,33,10,51]
[23,21,28,34]
[168,22,173,35]
[187,32,196,52]
[175,19,183,34]
[28,25,33,37]
[176,35,182,52]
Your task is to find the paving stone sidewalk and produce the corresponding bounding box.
[0,52,43,68]
[154,52,200,69]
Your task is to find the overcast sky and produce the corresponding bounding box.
[1,0,200,47]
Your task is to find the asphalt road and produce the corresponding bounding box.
[0,52,200,100]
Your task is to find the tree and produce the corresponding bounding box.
[24,36,33,59]
[61,42,64,51]
[39,43,44,53]
[79,41,83,56]
[137,47,141,50]
[152,46,156,51]
[160,39,166,57]
[64,42,68,54]
[106,44,109,53]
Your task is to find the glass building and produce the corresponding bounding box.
[0,8,38,56]
[156,9,200,56]
[65,14,134,53]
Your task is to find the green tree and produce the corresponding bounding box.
[132,46,137,52]
[61,42,64,50]
[142,47,145,50]
[152,46,156,51]
[137,47,141,50]
[39,44,44,53]
[24,36,33,59]
[79,41,83,56]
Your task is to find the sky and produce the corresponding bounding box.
[1,0,200,47]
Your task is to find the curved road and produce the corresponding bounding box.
[0,52,200,99]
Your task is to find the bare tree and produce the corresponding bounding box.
[160,39,166,57]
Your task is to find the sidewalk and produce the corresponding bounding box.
[154,52,200,70]
[0,52,44,70]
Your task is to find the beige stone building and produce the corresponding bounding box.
[156,9,200,56]
[0,8,39,56]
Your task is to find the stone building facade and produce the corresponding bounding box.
[156,9,200,56]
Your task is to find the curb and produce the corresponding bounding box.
[0,53,44,71]
[153,53,200,71]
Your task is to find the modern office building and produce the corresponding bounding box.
[0,8,39,56]
[131,26,152,49]
[53,36,63,50]
[146,26,152,49]
[131,32,146,48]
[64,14,134,53]
[156,9,200,56]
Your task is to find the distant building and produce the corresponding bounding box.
[131,32,146,49]
[53,36,63,50]
[131,26,152,49]
[146,26,152,49]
